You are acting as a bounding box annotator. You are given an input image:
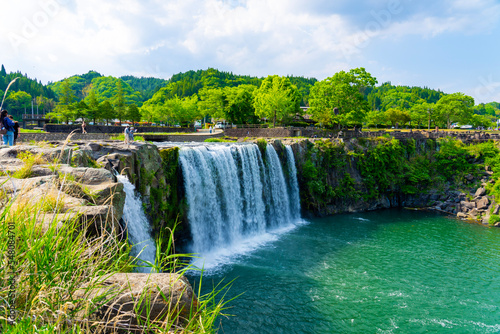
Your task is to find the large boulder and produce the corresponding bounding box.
[476,196,490,211]
[58,166,116,185]
[474,187,486,198]
[74,273,198,333]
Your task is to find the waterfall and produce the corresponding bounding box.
[117,175,156,273]
[179,143,302,265]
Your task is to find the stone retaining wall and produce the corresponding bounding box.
[17,133,111,142]
[225,126,500,142]
[143,133,224,142]
[44,124,194,134]
[224,128,295,137]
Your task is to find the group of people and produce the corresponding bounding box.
[0,109,19,146]
[124,125,137,144]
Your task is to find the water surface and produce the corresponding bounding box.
[192,209,500,333]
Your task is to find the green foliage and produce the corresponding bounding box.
[365,82,444,112]
[434,138,474,180]
[49,70,101,101]
[204,138,234,143]
[309,67,377,128]
[253,75,301,127]
[436,92,475,129]
[357,138,406,198]
[89,76,143,106]
[385,108,411,127]
[488,214,500,226]
[110,134,145,142]
[0,66,57,119]
[12,151,45,179]
[120,75,168,101]
[256,139,267,155]
[151,147,187,256]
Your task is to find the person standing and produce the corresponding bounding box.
[124,125,130,144]
[82,120,87,134]
[129,127,136,142]
[8,115,19,144]
[1,110,15,146]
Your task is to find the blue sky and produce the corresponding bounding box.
[1,0,500,103]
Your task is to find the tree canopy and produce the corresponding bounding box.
[309,67,377,128]
[253,75,301,127]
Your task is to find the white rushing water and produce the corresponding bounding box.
[179,143,302,269]
[117,174,156,273]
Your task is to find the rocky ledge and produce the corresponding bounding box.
[0,140,195,331]
[429,168,500,227]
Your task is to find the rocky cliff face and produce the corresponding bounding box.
[270,137,500,227]
[0,141,186,242]
[72,141,186,250]
[0,143,126,236]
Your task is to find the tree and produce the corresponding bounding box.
[74,100,89,122]
[253,75,301,127]
[224,85,258,124]
[471,114,493,129]
[410,102,436,130]
[365,109,386,128]
[436,93,474,129]
[114,80,127,125]
[162,95,200,126]
[127,104,141,123]
[197,87,226,120]
[99,101,115,126]
[309,68,377,128]
[385,108,410,127]
[51,79,76,124]
[85,88,100,124]
[5,91,31,119]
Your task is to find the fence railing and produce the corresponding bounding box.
[22,114,48,120]
[235,124,269,129]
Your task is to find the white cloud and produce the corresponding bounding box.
[0,0,500,106]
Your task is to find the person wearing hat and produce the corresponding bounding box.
[124,125,130,144]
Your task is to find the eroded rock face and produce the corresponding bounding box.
[73,273,198,332]
[0,144,127,237]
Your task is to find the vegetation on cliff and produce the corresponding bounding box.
[297,138,500,217]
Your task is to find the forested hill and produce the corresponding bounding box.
[49,71,103,101]
[0,65,57,119]
[0,65,56,101]
[365,82,445,111]
[120,76,168,101]
[48,71,166,106]
[151,68,317,106]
